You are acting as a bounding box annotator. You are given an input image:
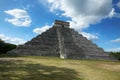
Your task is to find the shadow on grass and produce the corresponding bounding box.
[0,59,83,80]
[0,54,21,58]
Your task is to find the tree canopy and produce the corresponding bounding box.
[110,52,120,60]
[0,39,17,54]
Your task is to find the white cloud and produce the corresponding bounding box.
[106,48,120,52]
[4,9,31,27]
[108,8,116,18]
[80,32,99,40]
[108,8,120,18]
[111,38,120,43]
[0,34,27,45]
[117,1,120,8]
[33,25,51,34]
[47,0,113,30]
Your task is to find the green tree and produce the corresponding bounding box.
[0,39,17,54]
[110,52,120,60]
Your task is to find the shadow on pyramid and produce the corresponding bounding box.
[8,20,116,60]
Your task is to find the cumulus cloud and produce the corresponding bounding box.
[107,1,120,18]
[108,8,120,18]
[4,9,31,27]
[106,48,120,52]
[111,38,120,43]
[108,8,115,18]
[0,34,27,45]
[80,32,99,40]
[47,0,113,29]
[33,25,51,34]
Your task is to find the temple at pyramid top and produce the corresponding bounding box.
[53,20,70,28]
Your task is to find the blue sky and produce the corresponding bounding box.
[0,0,120,52]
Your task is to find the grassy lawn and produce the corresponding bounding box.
[0,56,120,80]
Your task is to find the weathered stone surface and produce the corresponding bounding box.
[8,20,115,60]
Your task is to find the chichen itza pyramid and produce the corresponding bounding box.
[9,20,113,60]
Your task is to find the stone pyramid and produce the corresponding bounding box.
[9,20,112,60]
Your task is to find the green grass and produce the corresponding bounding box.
[0,56,120,80]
